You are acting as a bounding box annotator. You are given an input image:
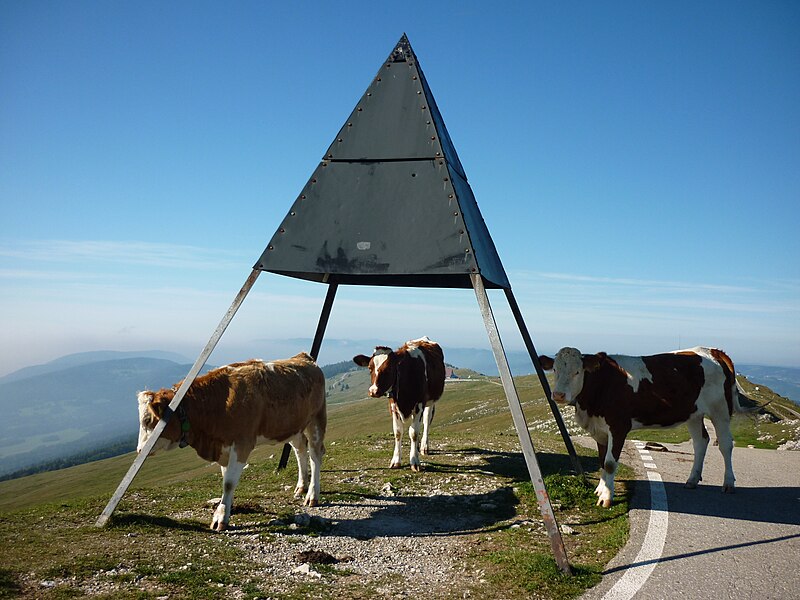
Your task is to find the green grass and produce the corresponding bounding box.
[0,371,791,599]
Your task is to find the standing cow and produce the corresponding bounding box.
[353,337,445,472]
[538,346,751,508]
[137,352,326,531]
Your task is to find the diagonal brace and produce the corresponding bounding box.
[471,274,571,574]
[95,269,261,527]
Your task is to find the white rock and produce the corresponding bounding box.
[292,563,322,578]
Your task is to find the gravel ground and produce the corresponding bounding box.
[217,450,534,599]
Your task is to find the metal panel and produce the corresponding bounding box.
[256,159,479,282]
[450,168,510,289]
[324,57,443,161]
[324,35,456,167]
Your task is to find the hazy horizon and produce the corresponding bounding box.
[3,3,798,374]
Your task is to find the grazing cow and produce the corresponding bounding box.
[137,352,326,531]
[353,337,445,471]
[538,347,750,508]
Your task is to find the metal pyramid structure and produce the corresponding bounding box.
[255,34,509,289]
[98,34,578,575]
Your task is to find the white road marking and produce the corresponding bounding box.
[601,442,668,600]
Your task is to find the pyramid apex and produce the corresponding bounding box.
[390,34,414,63]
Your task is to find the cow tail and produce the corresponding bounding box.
[276,443,292,471]
[733,381,764,414]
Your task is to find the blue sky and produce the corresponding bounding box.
[1,1,798,375]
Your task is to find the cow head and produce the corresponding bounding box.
[353,346,396,398]
[539,347,603,406]
[137,389,180,454]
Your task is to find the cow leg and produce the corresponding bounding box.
[595,441,609,500]
[603,431,627,508]
[390,406,404,469]
[408,405,424,472]
[594,439,617,507]
[685,415,710,489]
[289,432,311,501]
[303,411,326,507]
[709,410,736,493]
[595,429,625,508]
[211,444,247,531]
[420,403,435,456]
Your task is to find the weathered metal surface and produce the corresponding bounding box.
[256,159,495,287]
[255,34,508,290]
[324,34,466,181]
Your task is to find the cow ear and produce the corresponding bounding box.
[583,354,604,372]
[146,390,172,420]
[538,355,554,371]
[353,354,371,368]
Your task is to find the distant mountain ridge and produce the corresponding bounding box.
[0,350,191,384]
[0,355,209,478]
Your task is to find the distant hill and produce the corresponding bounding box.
[0,356,208,478]
[0,350,191,384]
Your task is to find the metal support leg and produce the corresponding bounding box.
[278,282,338,470]
[95,269,262,527]
[471,274,571,574]
[504,289,584,477]
[309,282,338,360]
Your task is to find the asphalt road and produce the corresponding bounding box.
[578,431,800,600]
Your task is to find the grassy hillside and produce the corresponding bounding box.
[0,374,625,599]
[0,372,794,599]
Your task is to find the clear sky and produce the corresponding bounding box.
[2,1,799,376]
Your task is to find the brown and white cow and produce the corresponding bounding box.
[137,352,326,531]
[353,337,445,472]
[539,346,750,508]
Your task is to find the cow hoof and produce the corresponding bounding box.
[684,481,698,489]
[304,498,319,507]
[722,484,736,494]
[211,520,228,532]
[410,464,421,473]
[596,497,612,508]
[389,462,402,469]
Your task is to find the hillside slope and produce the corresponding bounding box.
[0,372,797,599]
[0,358,211,477]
